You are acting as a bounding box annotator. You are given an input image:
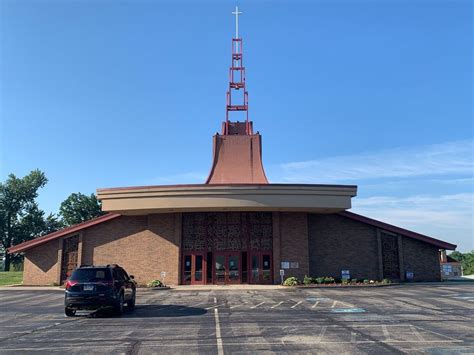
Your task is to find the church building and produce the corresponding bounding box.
[9,13,456,286]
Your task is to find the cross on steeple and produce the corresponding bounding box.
[232,6,242,39]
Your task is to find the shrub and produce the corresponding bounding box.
[315,277,325,284]
[382,278,391,284]
[341,279,350,285]
[303,275,315,285]
[147,279,165,288]
[351,278,359,284]
[363,279,370,284]
[283,276,300,286]
[323,277,335,284]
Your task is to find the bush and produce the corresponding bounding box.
[283,276,300,286]
[351,278,359,284]
[363,279,370,284]
[315,277,325,284]
[147,279,165,288]
[303,275,315,285]
[382,278,391,284]
[323,277,335,284]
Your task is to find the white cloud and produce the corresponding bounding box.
[351,193,474,252]
[272,140,473,183]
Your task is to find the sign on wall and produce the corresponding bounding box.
[341,270,350,280]
[281,261,290,269]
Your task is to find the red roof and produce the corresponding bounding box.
[338,211,457,250]
[8,213,121,254]
[9,210,456,254]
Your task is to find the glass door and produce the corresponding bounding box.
[182,253,206,285]
[250,253,273,284]
[214,253,241,284]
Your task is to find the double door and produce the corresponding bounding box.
[183,253,205,285]
[215,252,240,284]
[250,252,272,284]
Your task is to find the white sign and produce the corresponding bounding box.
[341,270,350,280]
[279,269,285,276]
[281,261,290,269]
[290,262,299,269]
[160,271,167,278]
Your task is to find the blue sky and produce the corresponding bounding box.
[1,0,472,251]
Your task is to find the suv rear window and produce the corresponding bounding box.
[70,268,112,282]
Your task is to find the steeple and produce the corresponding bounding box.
[224,6,250,135]
[206,7,268,184]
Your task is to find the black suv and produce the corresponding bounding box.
[64,264,136,316]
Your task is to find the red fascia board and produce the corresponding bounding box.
[338,211,457,250]
[97,183,358,193]
[8,213,121,254]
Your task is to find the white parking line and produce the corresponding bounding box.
[331,301,337,308]
[410,325,425,342]
[291,301,303,309]
[311,301,320,309]
[214,308,224,355]
[250,302,265,309]
[382,325,390,340]
[316,326,327,343]
[271,301,284,309]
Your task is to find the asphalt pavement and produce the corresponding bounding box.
[0,284,473,354]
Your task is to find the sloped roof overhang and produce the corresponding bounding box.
[8,213,121,254]
[338,211,457,250]
[97,183,358,215]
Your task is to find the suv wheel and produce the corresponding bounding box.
[65,307,76,317]
[127,291,136,309]
[114,293,124,315]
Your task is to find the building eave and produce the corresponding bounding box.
[8,213,121,254]
[338,211,457,250]
[97,183,358,215]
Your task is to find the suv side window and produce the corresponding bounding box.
[120,268,130,280]
[113,268,124,281]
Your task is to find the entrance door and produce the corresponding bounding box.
[182,253,205,285]
[214,252,240,284]
[250,253,273,284]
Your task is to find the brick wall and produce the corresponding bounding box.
[23,239,60,285]
[82,214,181,286]
[308,214,380,280]
[402,237,441,281]
[278,212,309,281]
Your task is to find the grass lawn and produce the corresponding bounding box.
[0,271,23,286]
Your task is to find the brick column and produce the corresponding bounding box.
[398,235,405,281]
[272,212,281,284]
[376,229,384,280]
[56,238,63,285]
[175,213,182,285]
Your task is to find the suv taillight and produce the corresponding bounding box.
[65,280,78,290]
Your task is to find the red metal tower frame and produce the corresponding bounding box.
[225,38,250,135]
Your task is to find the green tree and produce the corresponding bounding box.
[449,250,474,275]
[0,170,60,271]
[59,193,104,227]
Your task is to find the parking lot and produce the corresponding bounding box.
[0,284,473,354]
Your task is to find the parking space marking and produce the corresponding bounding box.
[291,301,302,309]
[311,301,320,309]
[382,325,390,340]
[331,300,337,308]
[316,326,327,343]
[271,301,283,309]
[250,302,265,309]
[214,308,224,355]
